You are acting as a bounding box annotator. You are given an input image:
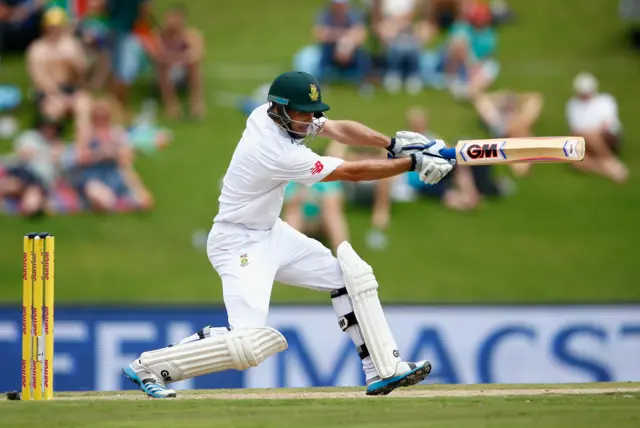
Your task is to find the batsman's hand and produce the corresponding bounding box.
[410,151,454,185]
[387,131,442,158]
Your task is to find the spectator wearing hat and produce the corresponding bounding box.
[438,1,499,100]
[566,72,628,183]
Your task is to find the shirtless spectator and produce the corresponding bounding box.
[566,72,628,183]
[26,7,91,135]
[153,4,205,118]
[474,89,544,177]
[73,97,153,212]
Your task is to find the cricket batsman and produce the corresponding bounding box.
[123,71,455,398]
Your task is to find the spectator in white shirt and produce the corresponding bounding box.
[566,72,628,183]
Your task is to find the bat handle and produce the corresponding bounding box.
[439,148,456,160]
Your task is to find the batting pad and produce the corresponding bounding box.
[337,242,400,379]
[140,327,288,383]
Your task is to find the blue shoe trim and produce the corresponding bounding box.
[366,364,426,395]
[122,365,175,398]
[123,365,141,384]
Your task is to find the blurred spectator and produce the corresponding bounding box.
[313,0,370,86]
[283,140,392,251]
[283,180,349,252]
[107,0,152,105]
[619,0,640,49]
[0,0,45,54]
[0,118,66,216]
[489,0,515,25]
[391,106,512,210]
[326,140,392,250]
[566,72,628,183]
[372,0,426,94]
[152,4,205,118]
[414,0,462,34]
[474,89,543,177]
[416,0,513,37]
[438,1,499,100]
[73,96,153,212]
[26,7,91,134]
[127,99,173,154]
[75,0,112,91]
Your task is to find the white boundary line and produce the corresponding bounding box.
[50,387,640,401]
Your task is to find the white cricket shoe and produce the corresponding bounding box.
[365,360,432,396]
[123,359,177,398]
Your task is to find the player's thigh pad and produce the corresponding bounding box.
[140,327,288,382]
[337,241,400,379]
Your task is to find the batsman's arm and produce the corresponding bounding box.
[320,119,393,151]
[321,157,411,183]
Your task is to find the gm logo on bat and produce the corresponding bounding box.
[461,142,507,162]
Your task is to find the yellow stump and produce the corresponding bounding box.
[22,233,55,401]
[32,236,44,401]
[43,235,55,400]
[21,236,33,401]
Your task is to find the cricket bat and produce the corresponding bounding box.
[438,137,585,165]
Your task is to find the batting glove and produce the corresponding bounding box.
[410,151,455,185]
[386,131,434,158]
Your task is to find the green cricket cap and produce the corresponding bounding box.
[267,71,330,113]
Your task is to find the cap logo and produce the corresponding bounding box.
[309,84,319,102]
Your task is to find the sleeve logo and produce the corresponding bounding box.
[310,160,324,175]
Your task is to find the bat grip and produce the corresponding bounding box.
[439,148,456,160]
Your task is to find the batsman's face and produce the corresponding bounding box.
[287,109,314,135]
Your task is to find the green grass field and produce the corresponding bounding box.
[0,0,638,304]
[3,384,640,427]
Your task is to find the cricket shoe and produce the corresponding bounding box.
[123,359,177,398]
[365,360,432,396]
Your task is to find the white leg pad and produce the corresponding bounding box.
[337,241,400,379]
[140,327,288,383]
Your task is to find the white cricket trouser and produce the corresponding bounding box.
[207,218,344,329]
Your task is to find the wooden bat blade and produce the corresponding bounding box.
[443,137,585,165]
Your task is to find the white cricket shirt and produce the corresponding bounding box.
[214,103,344,230]
[566,93,622,134]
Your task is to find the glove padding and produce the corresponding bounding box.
[388,131,445,158]
[410,151,455,185]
